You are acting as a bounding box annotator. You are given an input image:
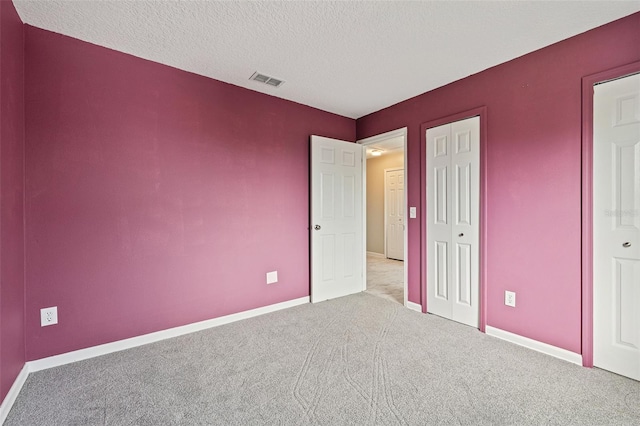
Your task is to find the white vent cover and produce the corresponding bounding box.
[250,72,285,88]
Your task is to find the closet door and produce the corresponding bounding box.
[593,73,640,380]
[426,117,479,327]
[426,123,453,319]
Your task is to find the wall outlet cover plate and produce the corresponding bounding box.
[505,291,516,307]
[41,306,58,326]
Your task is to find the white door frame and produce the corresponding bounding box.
[425,117,480,328]
[357,128,409,308]
[421,107,488,331]
[581,60,640,368]
[384,167,405,260]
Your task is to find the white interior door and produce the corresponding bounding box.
[593,73,640,381]
[426,116,479,327]
[311,136,364,303]
[385,168,405,261]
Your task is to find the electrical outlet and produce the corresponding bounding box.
[40,306,58,326]
[266,271,278,285]
[505,291,516,307]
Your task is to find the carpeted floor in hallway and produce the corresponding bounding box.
[366,254,403,304]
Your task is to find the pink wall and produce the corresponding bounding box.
[0,0,25,401]
[24,26,355,360]
[356,13,640,354]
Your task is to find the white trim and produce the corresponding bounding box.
[366,251,385,258]
[358,127,408,306]
[28,296,309,372]
[485,326,583,366]
[406,301,422,313]
[361,149,368,291]
[358,128,407,146]
[0,365,29,424]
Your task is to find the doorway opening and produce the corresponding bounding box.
[358,128,408,306]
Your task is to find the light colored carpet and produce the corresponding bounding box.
[366,254,403,304]
[6,293,640,425]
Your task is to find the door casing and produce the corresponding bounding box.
[425,116,480,327]
[581,60,640,368]
[420,107,488,332]
[357,128,409,307]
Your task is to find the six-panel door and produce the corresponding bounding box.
[426,117,480,328]
[311,136,364,303]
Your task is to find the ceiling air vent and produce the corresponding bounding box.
[250,72,285,88]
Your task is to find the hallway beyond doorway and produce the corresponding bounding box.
[366,254,403,304]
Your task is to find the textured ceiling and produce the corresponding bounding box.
[365,135,405,158]
[13,1,640,119]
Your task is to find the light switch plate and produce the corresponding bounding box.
[266,271,278,284]
[409,207,417,218]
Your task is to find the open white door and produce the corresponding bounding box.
[593,73,640,380]
[426,116,480,328]
[311,136,364,302]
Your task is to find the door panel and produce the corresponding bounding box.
[435,167,448,224]
[343,175,355,217]
[615,259,639,349]
[450,118,480,327]
[321,173,334,219]
[427,117,479,327]
[321,235,335,281]
[456,243,472,305]
[427,123,453,318]
[614,142,640,229]
[435,241,449,299]
[593,73,640,380]
[311,136,364,303]
[456,164,471,226]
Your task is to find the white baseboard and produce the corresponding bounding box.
[405,301,422,313]
[0,364,28,424]
[485,325,582,366]
[28,296,309,373]
[366,251,385,258]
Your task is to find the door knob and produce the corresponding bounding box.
[458,233,464,237]
[622,242,631,248]
[314,225,321,231]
